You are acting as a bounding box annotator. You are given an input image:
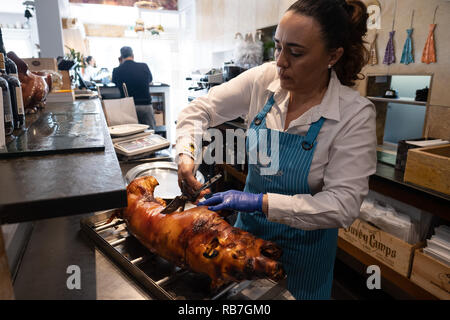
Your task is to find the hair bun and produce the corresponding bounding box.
[345,0,369,40]
[286,0,369,86]
[340,0,352,12]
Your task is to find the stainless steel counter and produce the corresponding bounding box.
[12,150,294,300]
[13,213,150,300]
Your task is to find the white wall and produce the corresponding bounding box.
[0,11,39,58]
[176,0,296,115]
[0,12,25,28]
[35,0,65,58]
[177,0,297,72]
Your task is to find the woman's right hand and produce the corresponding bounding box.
[177,154,210,201]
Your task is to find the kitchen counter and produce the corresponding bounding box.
[12,154,175,300]
[11,152,296,300]
[0,99,127,224]
[13,213,150,299]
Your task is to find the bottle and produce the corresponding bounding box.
[0,28,25,128]
[0,28,18,75]
[3,63,24,129]
[0,74,13,135]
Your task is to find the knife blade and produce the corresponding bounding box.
[160,173,222,214]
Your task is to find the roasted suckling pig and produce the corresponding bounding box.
[7,51,52,112]
[122,176,285,288]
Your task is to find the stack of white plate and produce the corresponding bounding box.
[424,225,450,266]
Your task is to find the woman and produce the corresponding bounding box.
[176,0,376,300]
[83,56,97,81]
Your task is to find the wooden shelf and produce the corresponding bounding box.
[371,163,450,222]
[367,96,427,106]
[218,163,247,185]
[337,237,437,300]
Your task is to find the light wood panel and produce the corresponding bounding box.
[425,105,450,140]
[256,0,279,29]
[191,0,450,141]
[84,24,126,38]
[404,144,450,195]
[359,0,450,140]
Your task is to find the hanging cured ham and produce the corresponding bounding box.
[122,176,285,288]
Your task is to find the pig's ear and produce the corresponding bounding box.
[6,51,29,74]
[46,74,53,92]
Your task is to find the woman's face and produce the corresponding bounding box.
[274,11,339,92]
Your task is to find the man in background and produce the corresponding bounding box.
[112,46,156,129]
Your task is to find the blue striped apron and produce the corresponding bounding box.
[235,94,338,300]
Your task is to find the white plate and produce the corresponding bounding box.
[108,124,149,137]
[124,162,205,199]
[114,134,170,157]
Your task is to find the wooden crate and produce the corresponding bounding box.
[154,112,164,127]
[404,144,450,195]
[410,249,450,300]
[338,218,423,277]
[60,70,72,90]
[23,58,58,72]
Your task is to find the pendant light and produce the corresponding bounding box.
[134,1,163,10]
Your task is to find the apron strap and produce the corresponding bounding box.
[302,117,326,150]
[253,94,275,125]
[251,94,326,150]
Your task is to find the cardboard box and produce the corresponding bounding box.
[154,112,164,127]
[404,144,450,195]
[60,70,72,90]
[338,218,423,277]
[395,138,437,172]
[23,58,58,72]
[410,249,450,300]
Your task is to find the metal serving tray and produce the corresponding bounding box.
[124,162,205,200]
[80,210,292,300]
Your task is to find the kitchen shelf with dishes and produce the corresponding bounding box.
[367,96,427,106]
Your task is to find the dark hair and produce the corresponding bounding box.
[287,0,369,86]
[120,46,134,59]
[85,56,93,64]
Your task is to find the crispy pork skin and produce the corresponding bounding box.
[123,176,285,288]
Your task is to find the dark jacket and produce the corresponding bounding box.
[112,60,153,105]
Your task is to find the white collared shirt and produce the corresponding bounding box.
[176,62,377,230]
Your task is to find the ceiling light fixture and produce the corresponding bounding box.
[134,1,163,10]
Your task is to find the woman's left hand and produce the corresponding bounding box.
[198,190,263,212]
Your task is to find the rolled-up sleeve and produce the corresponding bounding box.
[176,67,259,160]
[267,102,377,230]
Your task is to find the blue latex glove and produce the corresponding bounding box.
[198,190,263,212]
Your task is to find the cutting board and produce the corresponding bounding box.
[0,111,105,158]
